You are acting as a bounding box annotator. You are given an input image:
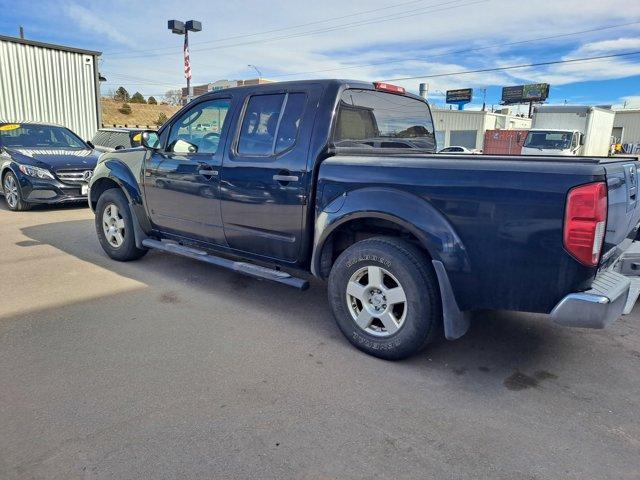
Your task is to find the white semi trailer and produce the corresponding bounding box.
[522,106,615,156]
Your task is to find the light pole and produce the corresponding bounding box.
[247,64,262,80]
[168,19,202,104]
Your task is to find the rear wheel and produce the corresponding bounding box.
[3,171,31,211]
[328,237,441,360]
[95,188,147,261]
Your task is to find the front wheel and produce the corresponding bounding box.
[95,188,147,261]
[328,237,442,360]
[3,171,31,211]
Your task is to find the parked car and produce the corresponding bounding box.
[0,122,100,211]
[88,79,640,360]
[91,127,147,153]
[438,146,481,154]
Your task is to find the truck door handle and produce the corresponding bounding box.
[198,169,218,177]
[273,174,299,183]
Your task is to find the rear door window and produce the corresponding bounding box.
[237,94,285,156]
[275,93,306,153]
[237,92,307,157]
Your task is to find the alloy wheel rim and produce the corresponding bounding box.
[4,175,18,209]
[346,265,407,337]
[102,203,125,248]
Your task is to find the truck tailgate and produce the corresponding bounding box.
[602,159,640,266]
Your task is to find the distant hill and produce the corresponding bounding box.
[101,98,180,128]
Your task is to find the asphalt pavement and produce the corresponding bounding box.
[1,202,639,480]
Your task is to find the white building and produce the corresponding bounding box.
[431,109,532,150]
[0,35,102,140]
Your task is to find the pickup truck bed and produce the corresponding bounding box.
[316,153,640,314]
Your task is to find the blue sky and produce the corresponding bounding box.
[1,0,640,110]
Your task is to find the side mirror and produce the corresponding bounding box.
[141,131,161,150]
[172,138,198,154]
[579,133,585,146]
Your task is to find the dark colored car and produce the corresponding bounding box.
[0,122,100,211]
[88,79,640,360]
[91,128,146,153]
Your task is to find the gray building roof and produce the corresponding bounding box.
[0,35,101,56]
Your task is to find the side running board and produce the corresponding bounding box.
[141,239,309,290]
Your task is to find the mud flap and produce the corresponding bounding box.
[432,260,470,340]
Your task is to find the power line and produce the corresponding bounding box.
[107,0,486,60]
[383,50,640,81]
[104,0,430,56]
[266,20,640,78]
[101,20,640,90]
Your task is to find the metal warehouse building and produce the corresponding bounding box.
[613,109,640,153]
[0,35,101,140]
[431,109,532,151]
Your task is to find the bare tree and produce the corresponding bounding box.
[163,89,182,106]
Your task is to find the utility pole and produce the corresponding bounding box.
[168,19,202,104]
[248,64,262,81]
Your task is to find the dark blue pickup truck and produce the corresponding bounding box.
[88,79,640,359]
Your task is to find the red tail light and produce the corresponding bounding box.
[373,82,406,94]
[563,182,607,266]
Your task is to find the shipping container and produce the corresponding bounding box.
[483,129,529,155]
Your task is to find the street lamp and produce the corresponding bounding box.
[247,64,262,80]
[168,19,202,104]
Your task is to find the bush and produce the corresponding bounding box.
[119,103,132,115]
[147,96,158,105]
[130,92,146,104]
[155,112,168,126]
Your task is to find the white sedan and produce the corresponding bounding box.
[438,146,482,154]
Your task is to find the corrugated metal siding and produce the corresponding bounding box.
[614,110,640,144]
[0,39,99,140]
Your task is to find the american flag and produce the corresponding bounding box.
[183,32,192,80]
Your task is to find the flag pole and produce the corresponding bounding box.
[185,30,192,103]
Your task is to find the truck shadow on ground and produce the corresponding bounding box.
[0,199,88,213]
[19,217,582,391]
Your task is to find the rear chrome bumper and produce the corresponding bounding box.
[551,271,638,329]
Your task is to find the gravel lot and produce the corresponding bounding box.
[1,202,639,480]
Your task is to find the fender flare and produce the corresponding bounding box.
[89,158,150,248]
[90,158,143,207]
[312,187,470,276]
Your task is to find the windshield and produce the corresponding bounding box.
[0,124,87,149]
[333,89,436,151]
[524,131,572,150]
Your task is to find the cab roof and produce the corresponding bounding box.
[198,79,425,102]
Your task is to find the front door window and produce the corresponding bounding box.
[166,99,231,155]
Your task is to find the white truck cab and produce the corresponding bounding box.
[522,106,615,157]
[521,129,582,156]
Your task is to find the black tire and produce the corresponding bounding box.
[2,171,31,211]
[95,188,148,261]
[328,237,442,360]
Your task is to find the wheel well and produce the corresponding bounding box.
[318,217,431,278]
[90,178,121,210]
